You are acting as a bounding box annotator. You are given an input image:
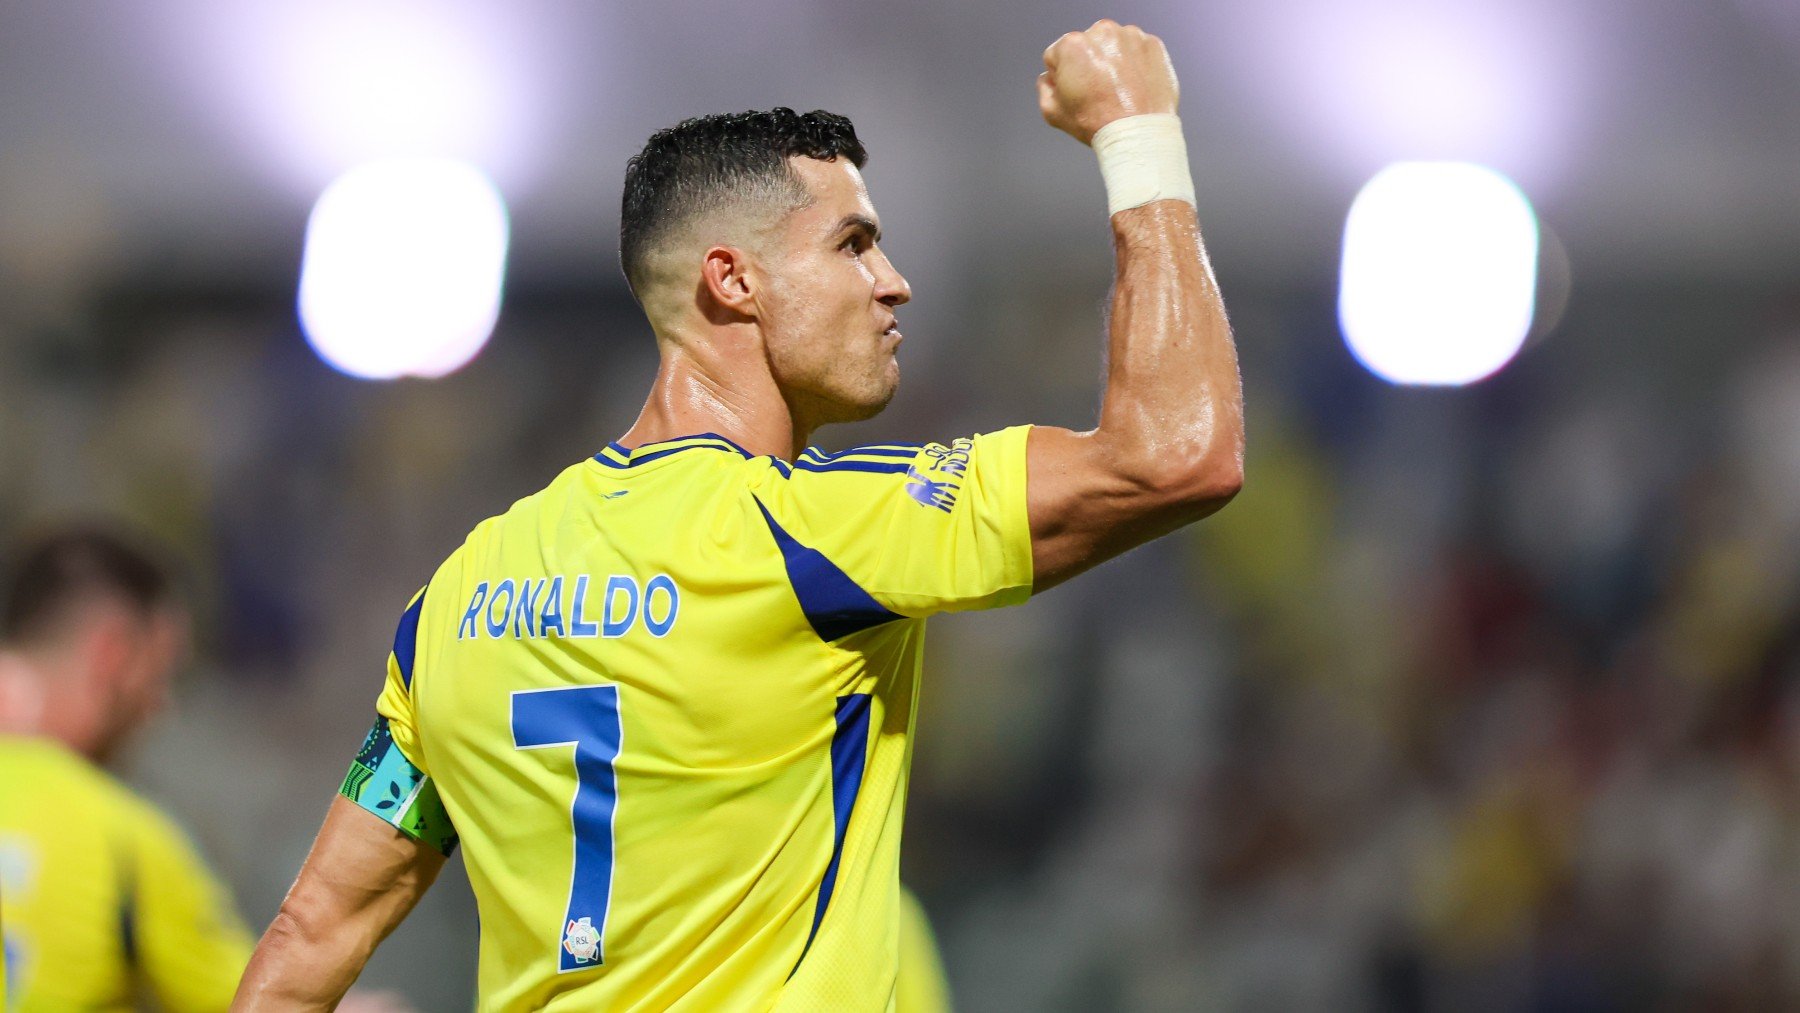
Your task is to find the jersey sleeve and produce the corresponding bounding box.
[341,587,459,855]
[758,425,1034,621]
[125,801,254,1012]
[373,586,428,771]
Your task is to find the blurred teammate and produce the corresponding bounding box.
[238,19,1242,1011]
[895,887,951,1013]
[0,528,253,1010]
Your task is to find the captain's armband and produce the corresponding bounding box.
[340,717,459,855]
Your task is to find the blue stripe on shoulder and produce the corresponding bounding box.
[393,589,425,690]
[752,497,901,640]
[801,444,922,462]
[791,459,914,475]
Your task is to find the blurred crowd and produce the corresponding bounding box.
[915,286,1800,1011]
[4,271,1800,1010]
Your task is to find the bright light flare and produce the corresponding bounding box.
[298,159,509,380]
[1183,0,1588,183]
[164,0,546,191]
[1338,162,1539,387]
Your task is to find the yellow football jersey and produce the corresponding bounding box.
[341,428,1031,1010]
[0,735,253,1012]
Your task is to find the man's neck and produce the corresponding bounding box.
[619,334,815,461]
[0,649,57,743]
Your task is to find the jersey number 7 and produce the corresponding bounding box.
[511,685,623,973]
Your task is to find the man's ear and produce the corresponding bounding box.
[699,245,759,319]
[76,608,137,690]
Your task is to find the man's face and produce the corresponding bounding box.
[755,156,911,428]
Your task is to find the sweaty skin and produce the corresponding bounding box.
[623,156,912,462]
[233,19,1241,1009]
[1026,20,1243,590]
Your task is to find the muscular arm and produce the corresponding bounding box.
[232,798,445,1011]
[1027,22,1244,591]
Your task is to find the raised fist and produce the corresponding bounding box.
[1038,20,1179,146]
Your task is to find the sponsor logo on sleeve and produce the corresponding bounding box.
[905,438,973,512]
[904,467,958,512]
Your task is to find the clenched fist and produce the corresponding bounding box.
[1038,20,1179,146]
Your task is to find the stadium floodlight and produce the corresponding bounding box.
[298,158,510,380]
[1338,161,1539,387]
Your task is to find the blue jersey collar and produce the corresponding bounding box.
[592,432,756,469]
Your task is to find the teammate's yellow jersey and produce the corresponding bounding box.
[340,428,1031,1010]
[0,735,253,1011]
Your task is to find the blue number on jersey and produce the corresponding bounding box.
[511,685,623,972]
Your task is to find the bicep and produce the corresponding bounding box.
[1027,426,1231,591]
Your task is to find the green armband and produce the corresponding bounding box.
[341,717,459,855]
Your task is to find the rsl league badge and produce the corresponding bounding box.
[563,917,601,964]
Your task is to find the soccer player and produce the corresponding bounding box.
[236,20,1242,1011]
[0,528,254,1010]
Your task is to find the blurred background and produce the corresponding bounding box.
[5,0,1800,1008]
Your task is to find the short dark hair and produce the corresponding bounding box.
[1,527,175,645]
[620,108,868,297]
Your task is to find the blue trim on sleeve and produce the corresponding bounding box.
[791,693,872,978]
[751,496,901,640]
[393,589,426,691]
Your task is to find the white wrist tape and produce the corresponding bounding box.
[1092,113,1195,216]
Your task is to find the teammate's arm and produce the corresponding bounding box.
[127,801,256,1010]
[232,799,445,1011]
[1027,21,1245,591]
